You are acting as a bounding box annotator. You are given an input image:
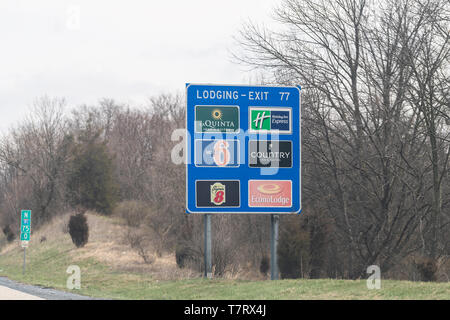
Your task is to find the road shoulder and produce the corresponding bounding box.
[0,277,96,300]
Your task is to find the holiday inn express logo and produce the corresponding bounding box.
[252,110,271,130]
[249,107,292,134]
[195,105,239,133]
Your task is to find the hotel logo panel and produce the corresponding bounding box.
[249,107,292,134]
[196,180,240,208]
[195,139,240,167]
[248,180,292,208]
[195,106,239,133]
[248,140,292,168]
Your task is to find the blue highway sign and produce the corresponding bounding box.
[186,83,301,214]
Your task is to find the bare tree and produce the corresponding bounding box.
[235,0,449,277]
[405,0,450,258]
[0,96,71,227]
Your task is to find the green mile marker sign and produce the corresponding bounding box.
[20,210,31,241]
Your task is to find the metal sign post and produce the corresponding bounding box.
[270,214,279,280]
[23,247,26,275]
[186,84,301,279]
[204,214,212,278]
[22,240,29,275]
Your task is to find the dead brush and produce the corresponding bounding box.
[124,227,154,264]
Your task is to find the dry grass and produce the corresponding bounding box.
[1,212,71,255]
[1,211,201,281]
[72,212,201,280]
[1,212,448,300]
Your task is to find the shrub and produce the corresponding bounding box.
[114,200,150,227]
[2,225,15,242]
[259,255,270,275]
[415,256,438,282]
[125,228,154,264]
[66,135,118,215]
[211,216,237,276]
[68,213,89,248]
[278,216,310,279]
[175,217,202,270]
[175,241,197,269]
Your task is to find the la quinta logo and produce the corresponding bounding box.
[195,106,239,133]
[211,109,223,120]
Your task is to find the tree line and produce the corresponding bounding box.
[0,0,448,281]
[236,0,449,280]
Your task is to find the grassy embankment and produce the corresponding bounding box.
[0,213,448,300]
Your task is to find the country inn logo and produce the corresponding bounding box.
[249,107,292,134]
[195,105,239,133]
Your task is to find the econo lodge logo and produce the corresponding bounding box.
[248,180,292,207]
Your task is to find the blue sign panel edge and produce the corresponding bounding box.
[185,83,301,214]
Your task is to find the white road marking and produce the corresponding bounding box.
[0,285,44,300]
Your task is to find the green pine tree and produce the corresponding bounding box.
[67,131,118,215]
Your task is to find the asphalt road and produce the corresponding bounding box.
[0,277,95,300]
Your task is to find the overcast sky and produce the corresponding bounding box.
[0,0,277,133]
